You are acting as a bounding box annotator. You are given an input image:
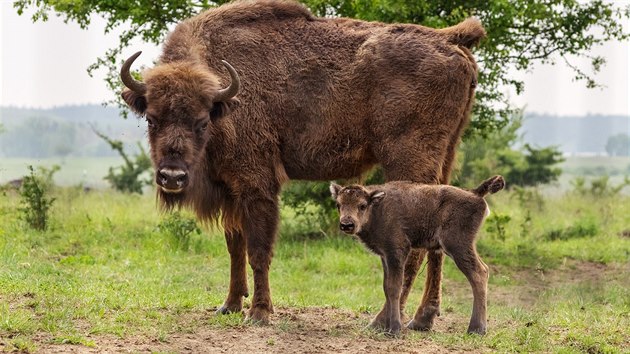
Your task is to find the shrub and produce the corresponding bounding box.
[485,213,511,241]
[158,212,202,251]
[571,175,630,197]
[94,130,153,194]
[18,165,59,231]
[543,218,599,241]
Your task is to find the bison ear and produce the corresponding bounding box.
[369,190,385,205]
[210,97,240,121]
[121,89,147,115]
[329,182,342,200]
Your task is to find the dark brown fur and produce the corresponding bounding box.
[330,176,505,335]
[120,0,485,324]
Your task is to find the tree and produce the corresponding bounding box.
[14,0,629,134]
[93,130,153,194]
[605,133,630,157]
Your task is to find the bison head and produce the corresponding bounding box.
[330,183,385,235]
[120,51,240,198]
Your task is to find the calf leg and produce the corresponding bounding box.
[407,251,443,331]
[369,257,390,330]
[383,255,405,335]
[243,198,280,324]
[399,248,427,319]
[444,242,489,334]
[217,230,249,314]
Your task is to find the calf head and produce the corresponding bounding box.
[329,183,385,235]
[120,51,240,199]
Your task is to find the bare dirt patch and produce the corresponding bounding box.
[34,307,467,354]
[12,260,628,354]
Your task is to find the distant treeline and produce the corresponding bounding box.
[521,113,629,156]
[0,105,628,158]
[0,105,146,158]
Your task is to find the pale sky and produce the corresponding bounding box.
[1,0,629,117]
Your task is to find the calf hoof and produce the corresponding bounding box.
[368,317,387,330]
[387,321,402,336]
[407,305,439,331]
[246,306,272,325]
[467,325,487,335]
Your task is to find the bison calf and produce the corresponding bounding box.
[330,176,505,335]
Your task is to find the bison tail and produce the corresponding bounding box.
[473,175,505,197]
[440,17,486,49]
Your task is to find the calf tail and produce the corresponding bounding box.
[473,175,505,197]
[439,17,486,49]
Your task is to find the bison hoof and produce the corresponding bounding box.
[246,306,271,325]
[406,319,433,331]
[215,304,243,315]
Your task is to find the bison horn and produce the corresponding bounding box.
[121,51,147,94]
[214,60,240,102]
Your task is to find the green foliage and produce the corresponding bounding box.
[454,114,564,188]
[157,211,202,252]
[501,144,564,188]
[571,175,630,197]
[18,165,59,231]
[543,217,599,241]
[13,0,629,132]
[281,181,337,238]
[605,133,630,157]
[94,130,153,194]
[484,213,511,241]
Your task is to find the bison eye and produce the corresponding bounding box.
[196,119,210,134]
[359,204,367,211]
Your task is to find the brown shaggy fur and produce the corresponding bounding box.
[120,0,486,324]
[330,176,505,335]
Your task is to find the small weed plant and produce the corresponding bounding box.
[18,165,59,231]
[158,211,202,251]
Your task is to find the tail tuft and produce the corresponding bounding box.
[473,175,505,197]
[440,17,486,49]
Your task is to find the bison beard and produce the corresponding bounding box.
[120,0,485,325]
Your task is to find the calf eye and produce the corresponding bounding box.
[359,204,367,211]
[146,116,156,129]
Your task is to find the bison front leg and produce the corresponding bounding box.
[217,230,249,315]
[243,198,279,324]
[408,250,443,331]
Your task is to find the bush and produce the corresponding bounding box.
[158,212,202,251]
[94,130,153,194]
[571,175,630,197]
[543,218,599,241]
[454,113,564,188]
[18,165,59,231]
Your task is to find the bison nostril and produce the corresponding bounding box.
[157,168,188,189]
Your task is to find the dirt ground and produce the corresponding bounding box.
[6,260,627,353]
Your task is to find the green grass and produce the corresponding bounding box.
[0,185,629,352]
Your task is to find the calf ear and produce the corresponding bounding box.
[369,190,385,204]
[121,89,147,115]
[329,182,342,200]
[210,98,240,121]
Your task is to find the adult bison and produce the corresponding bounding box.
[120,0,485,326]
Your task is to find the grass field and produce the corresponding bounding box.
[0,177,629,353]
